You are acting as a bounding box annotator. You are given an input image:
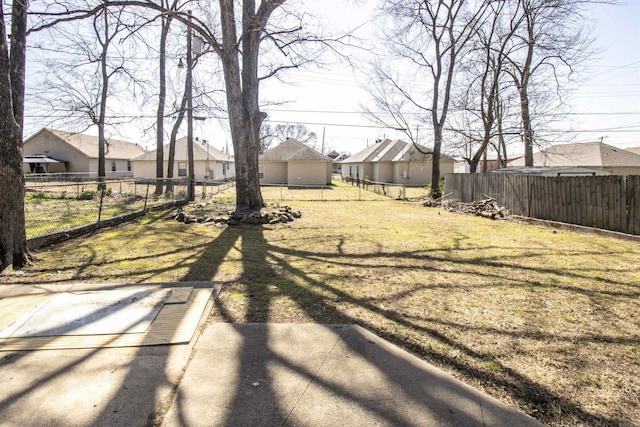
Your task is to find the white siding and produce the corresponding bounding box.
[287,161,330,185]
[260,161,287,184]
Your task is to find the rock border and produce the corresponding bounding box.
[167,203,302,226]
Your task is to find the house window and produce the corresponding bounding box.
[127,160,132,172]
[178,162,187,177]
[111,161,116,172]
[259,170,264,179]
[349,166,352,177]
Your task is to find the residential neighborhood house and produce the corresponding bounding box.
[326,150,350,174]
[23,128,146,177]
[340,139,455,186]
[490,166,610,177]
[509,141,640,176]
[453,156,502,173]
[132,137,234,181]
[625,146,640,156]
[259,138,332,185]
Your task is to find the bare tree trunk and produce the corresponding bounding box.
[431,124,443,197]
[0,138,28,273]
[166,90,188,196]
[0,0,30,273]
[496,99,508,168]
[97,5,109,179]
[155,13,170,195]
[511,1,538,168]
[519,84,534,166]
[10,0,26,128]
[186,11,195,201]
[219,0,274,213]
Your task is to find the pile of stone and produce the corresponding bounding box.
[168,203,302,226]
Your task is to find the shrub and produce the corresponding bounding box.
[77,190,96,200]
[30,192,47,200]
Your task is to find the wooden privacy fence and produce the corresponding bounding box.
[444,173,640,235]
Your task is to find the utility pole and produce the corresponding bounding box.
[186,10,195,201]
[204,139,210,179]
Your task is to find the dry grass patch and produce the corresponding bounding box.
[3,198,639,426]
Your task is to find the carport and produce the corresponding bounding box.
[23,154,68,173]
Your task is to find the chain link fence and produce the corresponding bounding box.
[24,178,237,243]
[249,180,429,202]
[24,176,424,247]
[24,178,196,242]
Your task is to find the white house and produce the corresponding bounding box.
[132,137,234,180]
[340,139,455,185]
[259,138,332,185]
[509,141,640,176]
[23,128,146,177]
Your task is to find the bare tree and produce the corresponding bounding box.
[153,1,177,195]
[366,0,491,198]
[451,1,518,173]
[0,0,31,272]
[259,122,317,153]
[215,0,278,211]
[32,5,138,178]
[503,0,599,166]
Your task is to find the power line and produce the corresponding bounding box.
[264,108,640,116]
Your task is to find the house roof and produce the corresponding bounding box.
[533,141,640,168]
[23,154,65,164]
[259,138,330,162]
[133,137,232,162]
[341,139,395,163]
[490,166,610,176]
[28,128,146,159]
[326,150,341,159]
[342,139,454,163]
[392,143,451,162]
[625,146,640,155]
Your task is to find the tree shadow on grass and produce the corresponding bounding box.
[177,224,634,426]
[2,218,635,425]
[173,227,505,425]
